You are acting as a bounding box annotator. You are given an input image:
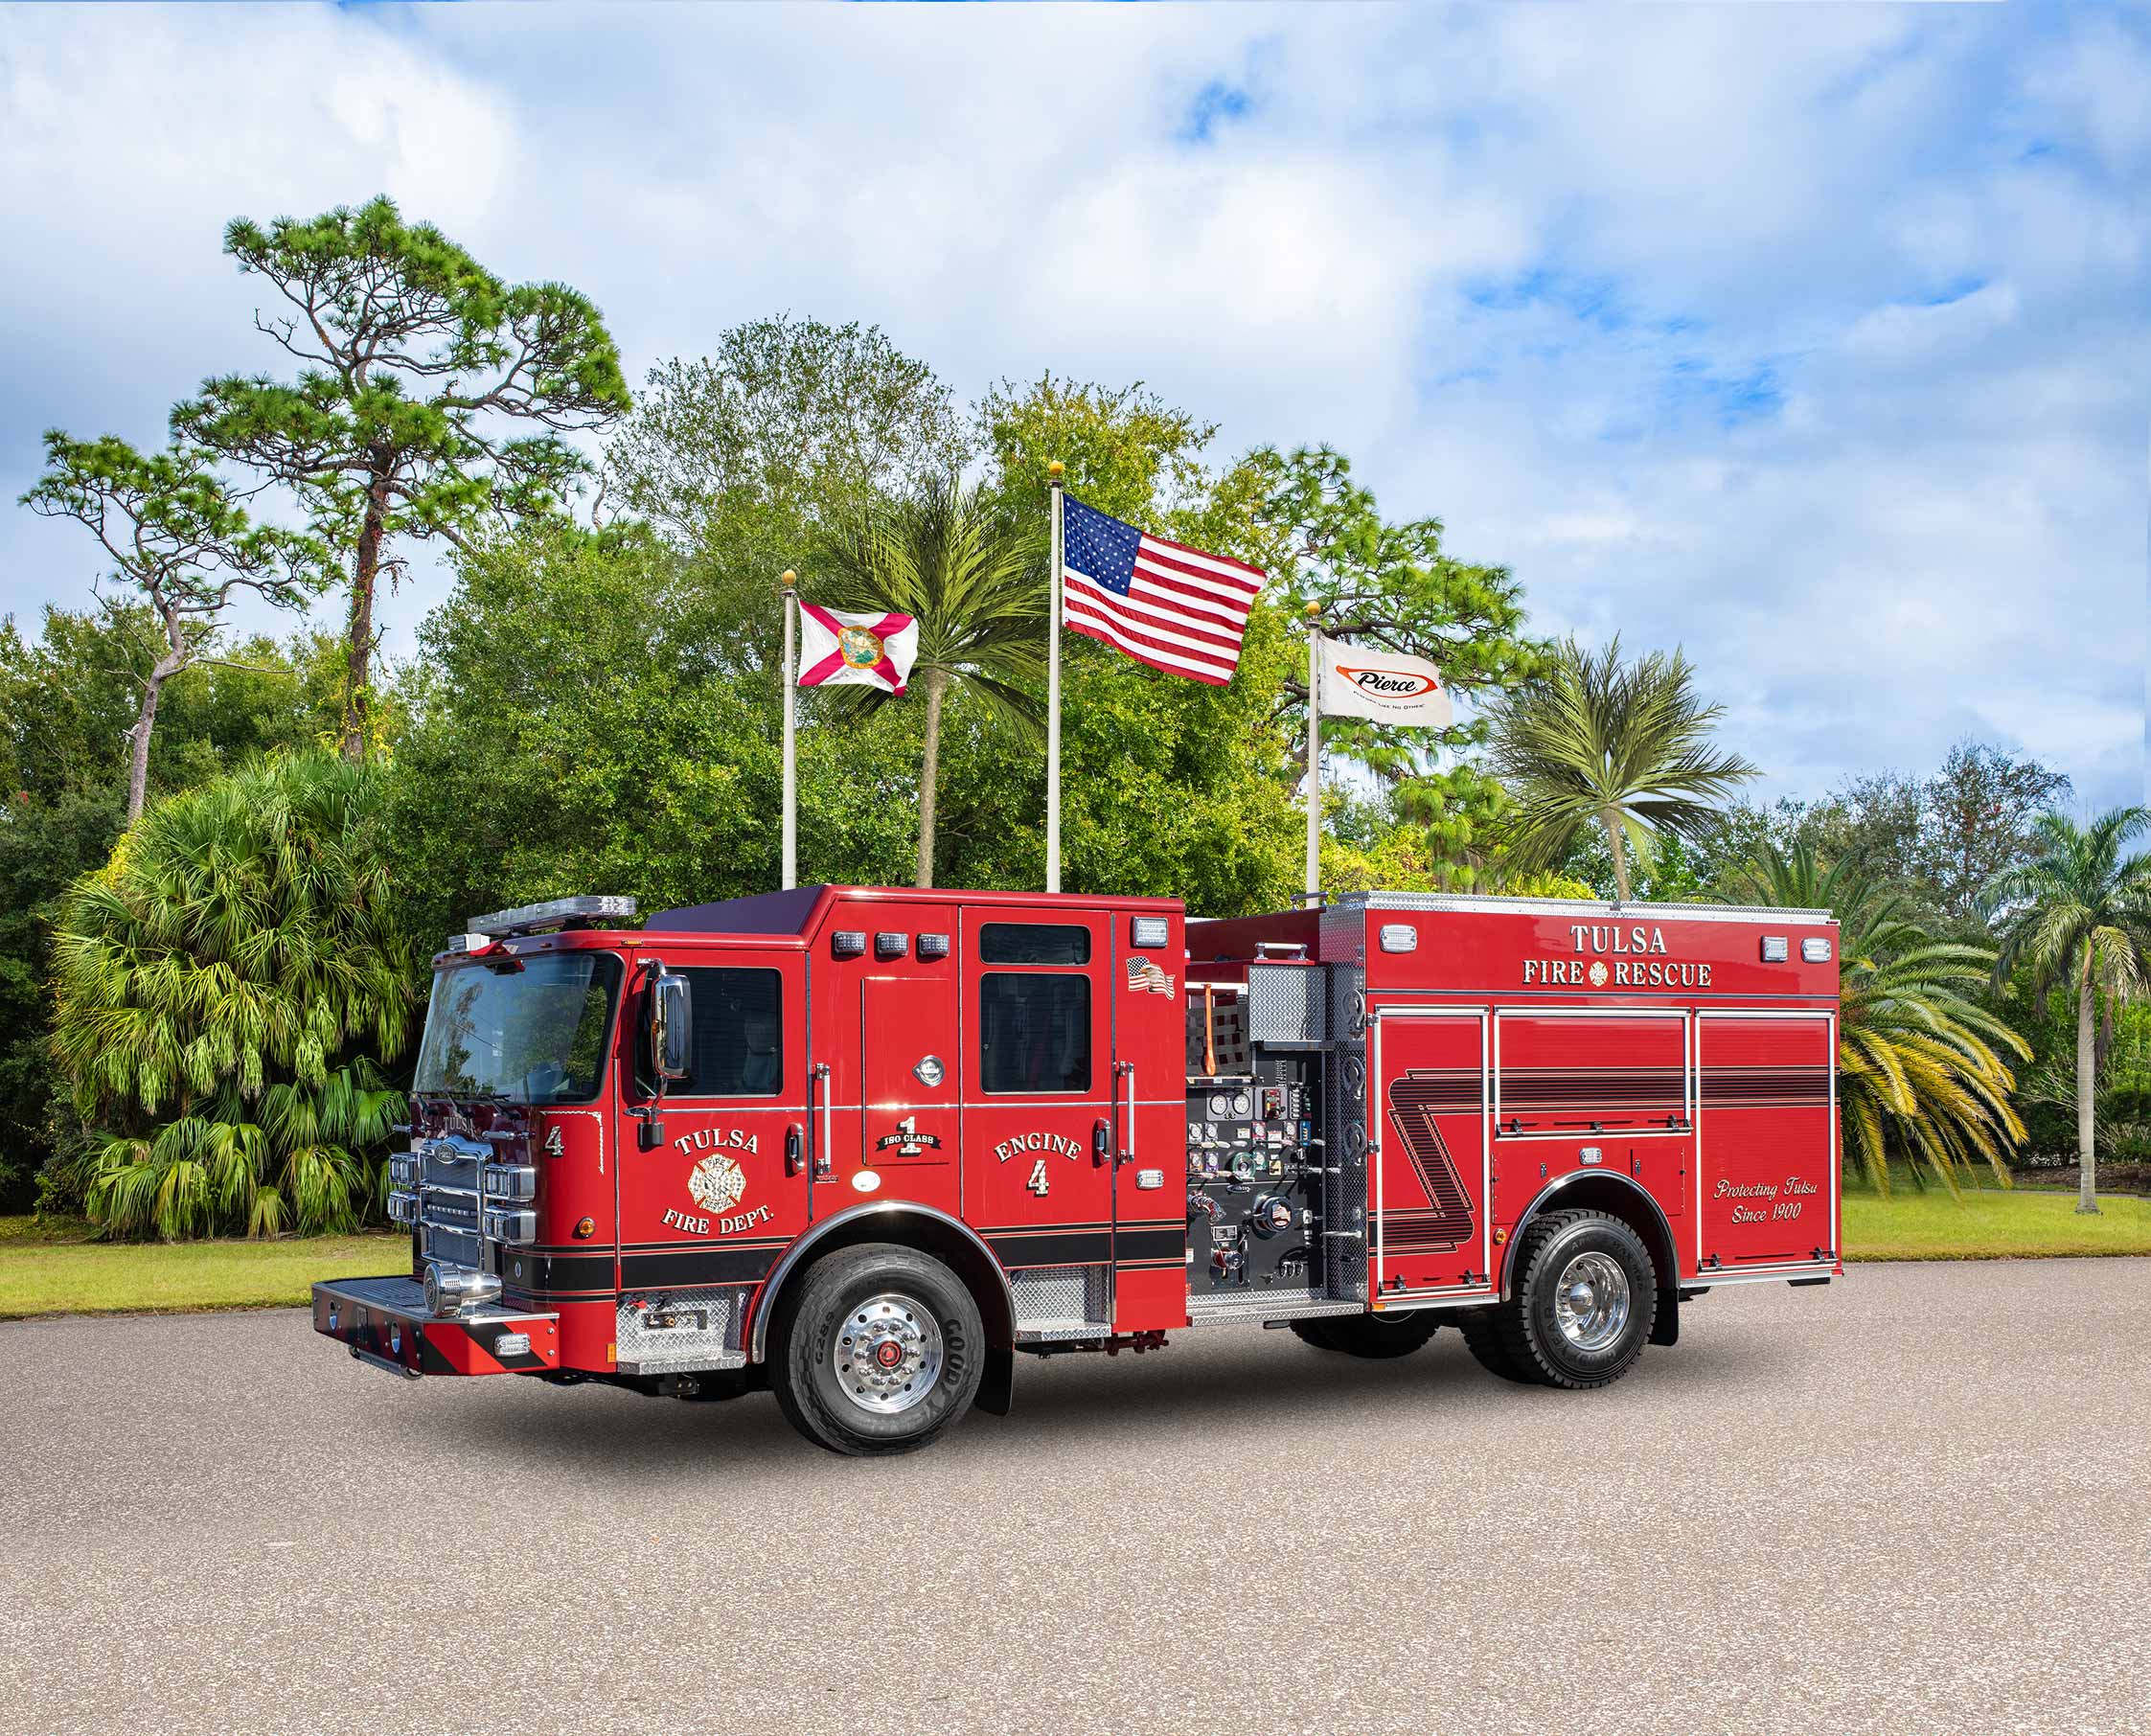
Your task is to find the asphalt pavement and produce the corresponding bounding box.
[3,1259,2146,1736]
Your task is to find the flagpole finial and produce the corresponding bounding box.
[1047,460,1064,481]
[1304,603,1320,621]
[781,569,796,590]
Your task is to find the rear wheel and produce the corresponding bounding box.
[1474,1209,1659,1390]
[1456,1307,1534,1383]
[1290,1311,1443,1359]
[770,1245,985,1456]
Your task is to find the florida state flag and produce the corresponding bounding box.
[796,605,919,695]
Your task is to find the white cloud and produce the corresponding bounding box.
[1,2,2143,812]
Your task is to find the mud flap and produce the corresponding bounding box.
[1650,1280,1680,1347]
[974,1344,1015,1416]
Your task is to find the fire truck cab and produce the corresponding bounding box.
[314,884,1842,1454]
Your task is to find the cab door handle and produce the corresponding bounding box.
[1113,1062,1135,1164]
[786,1124,804,1176]
[811,1065,833,1179]
[1091,1119,1110,1167]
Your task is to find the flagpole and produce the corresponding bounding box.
[1304,604,1322,902]
[1046,459,1064,895]
[781,569,798,891]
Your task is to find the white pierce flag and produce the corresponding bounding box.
[1316,634,1453,727]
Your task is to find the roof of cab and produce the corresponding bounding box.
[647,883,1181,937]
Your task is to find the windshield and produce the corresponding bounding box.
[414,952,624,1104]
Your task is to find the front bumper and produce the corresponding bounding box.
[313,1275,560,1378]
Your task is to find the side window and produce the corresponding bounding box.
[979,924,1091,966]
[668,967,785,1098]
[979,973,1090,1094]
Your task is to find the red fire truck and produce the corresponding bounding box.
[313,884,1842,1454]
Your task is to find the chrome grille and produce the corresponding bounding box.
[409,1132,488,1269]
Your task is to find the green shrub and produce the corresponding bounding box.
[50,752,420,1239]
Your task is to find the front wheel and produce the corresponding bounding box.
[770,1245,985,1455]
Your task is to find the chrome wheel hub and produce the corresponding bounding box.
[834,1293,944,1414]
[1552,1251,1631,1352]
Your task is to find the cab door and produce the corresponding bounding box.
[615,951,809,1299]
[961,910,1115,1308]
[813,907,961,1219]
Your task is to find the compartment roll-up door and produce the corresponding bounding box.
[1495,1014,1688,1136]
[1696,1014,1836,1269]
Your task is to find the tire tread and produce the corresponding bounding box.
[1487,1208,1659,1391]
[770,1244,984,1456]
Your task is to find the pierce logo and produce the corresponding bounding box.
[1336,665,1441,698]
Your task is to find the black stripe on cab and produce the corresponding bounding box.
[622,1244,781,1289]
[987,1229,1113,1268]
[1112,1224,1185,1264]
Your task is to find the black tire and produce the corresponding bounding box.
[1455,1307,1535,1383]
[1289,1311,1443,1359]
[1480,1208,1659,1390]
[769,1244,985,1456]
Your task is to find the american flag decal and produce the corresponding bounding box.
[1126,955,1177,997]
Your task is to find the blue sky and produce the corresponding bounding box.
[2,3,2145,809]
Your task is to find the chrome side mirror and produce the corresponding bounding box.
[651,971,693,1082]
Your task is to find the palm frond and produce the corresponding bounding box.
[1734,835,2027,1194]
[1484,633,1755,888]
[51,751,421,1240]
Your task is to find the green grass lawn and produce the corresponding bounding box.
[0,1216,404,1320]
[1842,1184,2151,1261]
[4,1186,2149,1320]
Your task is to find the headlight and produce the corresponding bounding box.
[483,1207,538,1245]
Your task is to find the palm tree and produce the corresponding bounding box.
[50,751,419,1239]
[1984,809,2151,1214]
[1485,634,1756,901]
[1727,841,2027,1195]
[821,477,1045,887]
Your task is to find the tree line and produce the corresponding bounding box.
[5,196,2139,1237]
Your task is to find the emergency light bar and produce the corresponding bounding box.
[465,895,637,939]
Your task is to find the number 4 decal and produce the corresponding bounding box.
[542,1126,565,1156]
[1026,1159,1050,1198]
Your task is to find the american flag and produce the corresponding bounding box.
[1126,955,1177,997]
[1061,494,1264,685]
